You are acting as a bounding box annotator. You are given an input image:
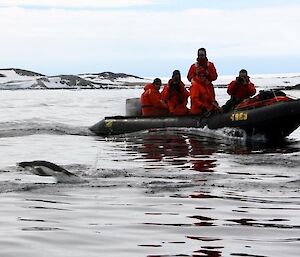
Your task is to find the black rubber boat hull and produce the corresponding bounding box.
[90,100,300,140]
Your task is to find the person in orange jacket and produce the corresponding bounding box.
[222,69,256,112]
[141,78,169,116]
[161,70,190,115]
[187,48,220,115]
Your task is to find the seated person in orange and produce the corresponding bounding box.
[187,48,220,115]
[161,70,190,115]
[222,69,256,112]
[141,78,169,116]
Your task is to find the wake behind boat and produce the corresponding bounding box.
[89,90,300,141]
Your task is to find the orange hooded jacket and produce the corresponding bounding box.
[161,79,190,115]
[189,82,215,114]
[141,83,169,116]
[187,60,218,114]
[227,80,256,101]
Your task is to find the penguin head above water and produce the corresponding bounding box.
[17,160,80,183]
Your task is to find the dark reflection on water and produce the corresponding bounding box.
[98,129,300,257]
[139,133,189,161]
[189,192,217,199]
[143,222,191,227]
[115,130,226,172]
[193,248,223,257]
[146,247,224,257]
[112,129,300,171]
[25,198,70,205]
[27,206,70,211]
[18,217,47,223]
[186,236,221,242]
[227,218,300,229]
[188,215,216,227]
[21,227,63,231]
[18,197,70,233]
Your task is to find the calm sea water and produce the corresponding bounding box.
[0,88,299,257]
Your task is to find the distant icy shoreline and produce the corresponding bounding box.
[0,68,151,90]
[0,68,299,90]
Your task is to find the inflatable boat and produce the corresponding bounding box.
[89,90,300,140]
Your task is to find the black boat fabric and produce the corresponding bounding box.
[89,98,300,140]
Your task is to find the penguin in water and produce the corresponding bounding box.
[17,160,81,183]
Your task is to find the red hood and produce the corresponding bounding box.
[144,83,158,91]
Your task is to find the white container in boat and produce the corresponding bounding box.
[126,98,142,116]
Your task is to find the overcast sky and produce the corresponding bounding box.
[1,0,300,77]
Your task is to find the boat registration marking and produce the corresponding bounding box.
[230,112,248,121]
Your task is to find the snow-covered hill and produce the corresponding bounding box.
[0,68,299,90]
[0,69,151,90]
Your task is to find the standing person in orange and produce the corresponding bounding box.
[187,48,220,115]
[141,78,169,116]
[222,69,256,112]
[161,70,190,115]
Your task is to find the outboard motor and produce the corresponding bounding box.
[126,98,142,116]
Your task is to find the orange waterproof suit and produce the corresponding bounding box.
[187,60,218,114]
[141,83,169,116]
[161,79,190,115]
[227,80,256,101]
